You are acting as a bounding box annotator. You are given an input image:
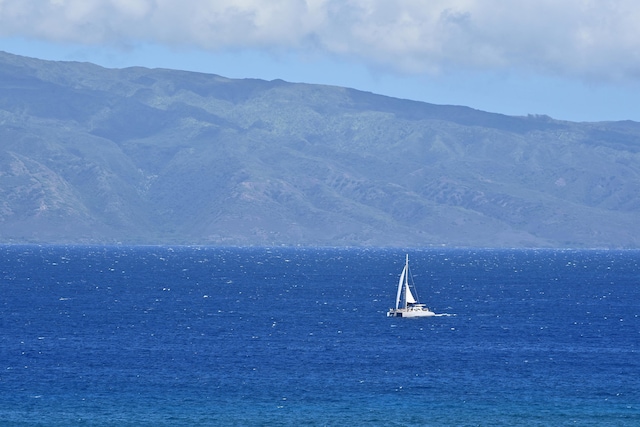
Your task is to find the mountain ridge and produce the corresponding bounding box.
[1,50,639,247]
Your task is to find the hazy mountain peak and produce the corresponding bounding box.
[1,51,639,247]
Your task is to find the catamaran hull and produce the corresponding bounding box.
[387,309,436,318]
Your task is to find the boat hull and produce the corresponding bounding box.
[387,308,436,318]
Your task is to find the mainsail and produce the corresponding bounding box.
[394,264,406,309]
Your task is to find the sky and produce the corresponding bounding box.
[1,0,639,122]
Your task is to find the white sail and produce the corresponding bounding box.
[404,282,417,304]
[403,254,416,306]
[395,265,406,309]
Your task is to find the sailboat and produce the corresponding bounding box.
[387,254,436,317]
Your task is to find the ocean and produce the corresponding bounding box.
[0,245,638,426]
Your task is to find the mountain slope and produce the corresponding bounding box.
[1,51,639,247]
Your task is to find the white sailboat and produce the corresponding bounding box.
[387,254,436,317]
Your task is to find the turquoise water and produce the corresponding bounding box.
[1,246,638,425]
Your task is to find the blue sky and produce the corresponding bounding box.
[1,0,639,122]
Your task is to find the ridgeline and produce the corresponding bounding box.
[1,51,639,247]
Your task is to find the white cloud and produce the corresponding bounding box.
[1,0,640,81]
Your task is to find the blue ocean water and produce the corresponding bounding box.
[0,246,638,426]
